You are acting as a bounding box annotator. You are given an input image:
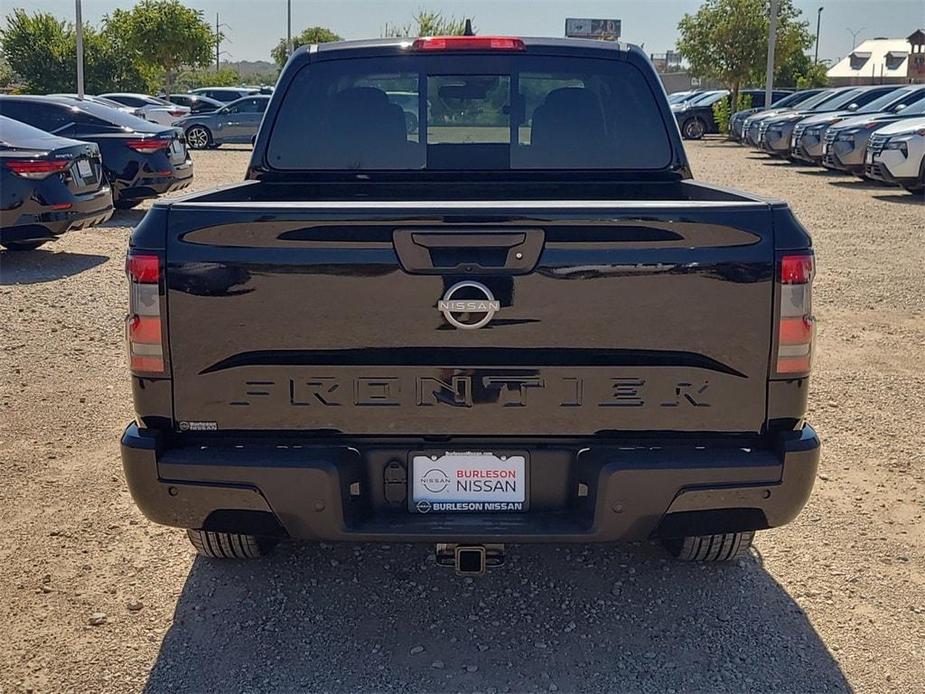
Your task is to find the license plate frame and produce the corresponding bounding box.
[408,450,529,513]
[75,158,93,180]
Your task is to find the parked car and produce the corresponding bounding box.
[165,93,224,114]
[121,36,819,567]
[730,89,824,141]
[822,86,925,173]
[789,85,902,164]
[49,93,146,120]
[667,90,699,105]
[100,93,190,125]
[743,88,847,147]
[188,87,259,103]
[758,86,896,158]
[174,95,271,149]
[1,115,112,251]
[675,88,791,139]
[865,116,925,193]
[0,96,193,209]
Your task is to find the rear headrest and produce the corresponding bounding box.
[531,87,607,148]
[330,87,391,114]
[315,86,411,167]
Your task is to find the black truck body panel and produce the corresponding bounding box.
[122,38,818,545]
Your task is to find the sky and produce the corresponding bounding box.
[8,0,925,64]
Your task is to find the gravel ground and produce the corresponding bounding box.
[0,141,923,693]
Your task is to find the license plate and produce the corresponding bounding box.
[866,151,874,163]
[76,159,93,179]
[410,451,527,513]
[170,139,184,157]
[822,142,829,154]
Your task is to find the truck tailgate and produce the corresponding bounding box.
[164,198,775,435]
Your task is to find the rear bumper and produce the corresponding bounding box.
[121,424,820,543]
[115,159,194,202]
[0,186,113,242]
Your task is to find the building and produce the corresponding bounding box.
[909,30,925,82]
[827,32,925,85]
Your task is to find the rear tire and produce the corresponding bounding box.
[185,125,212,150]
[2,240,47,251]
[186,528,277,559]
[662,531,754,562]
[682,118,706,140]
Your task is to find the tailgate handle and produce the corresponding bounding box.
[393,229,545,275]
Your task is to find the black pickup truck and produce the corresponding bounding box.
[121,37,819,570]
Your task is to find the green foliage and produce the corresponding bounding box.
[795,60,829,88]
[175,67,240,91]
[677,0,814,102]
[272,26,342,67]
[0,53,13,89]
[105,0,217,92]
[712,93,753,134]
[0,9,147,93]
[383,11,472,38]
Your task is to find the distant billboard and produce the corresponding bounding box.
[565,18,622,41]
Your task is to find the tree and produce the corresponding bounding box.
[175,67,241,91]
[383,11,472,38]
[677,0,814,109]
[271,26,342,68]
[795,60,829,89]
[104,0,217,92]
[0,9,146,93]
[1,10,75,93]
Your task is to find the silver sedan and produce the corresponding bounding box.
[174,96,270,149]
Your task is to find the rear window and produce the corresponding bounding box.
[267,55,673,170]
[69,100,159,130]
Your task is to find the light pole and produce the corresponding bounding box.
[214,14,230,71]
[846,27,865,52]
[75,0,85,98]
[765,0,779,109]
[287,0,292,57]
[814,7,823,64]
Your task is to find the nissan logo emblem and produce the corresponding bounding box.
[437,281,500,330]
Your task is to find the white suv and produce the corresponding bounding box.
[866,116,925,193]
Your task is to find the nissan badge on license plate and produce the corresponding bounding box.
[410,452,527,513]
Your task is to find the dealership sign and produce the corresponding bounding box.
[565,18,622,41]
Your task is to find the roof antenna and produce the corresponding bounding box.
[463,18,475,36]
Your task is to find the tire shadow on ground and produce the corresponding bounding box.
[795,169,849,177]
[144,541,850,693]
[0,249,108,285]
[871,192,924,205]
[828,179,893,192]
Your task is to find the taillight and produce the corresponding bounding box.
[125,138,171,154]
[777,253,815,375]
[4,158,71,179]
[411,36,526,51]
[125,253,165,374]
[168,109,186,117]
